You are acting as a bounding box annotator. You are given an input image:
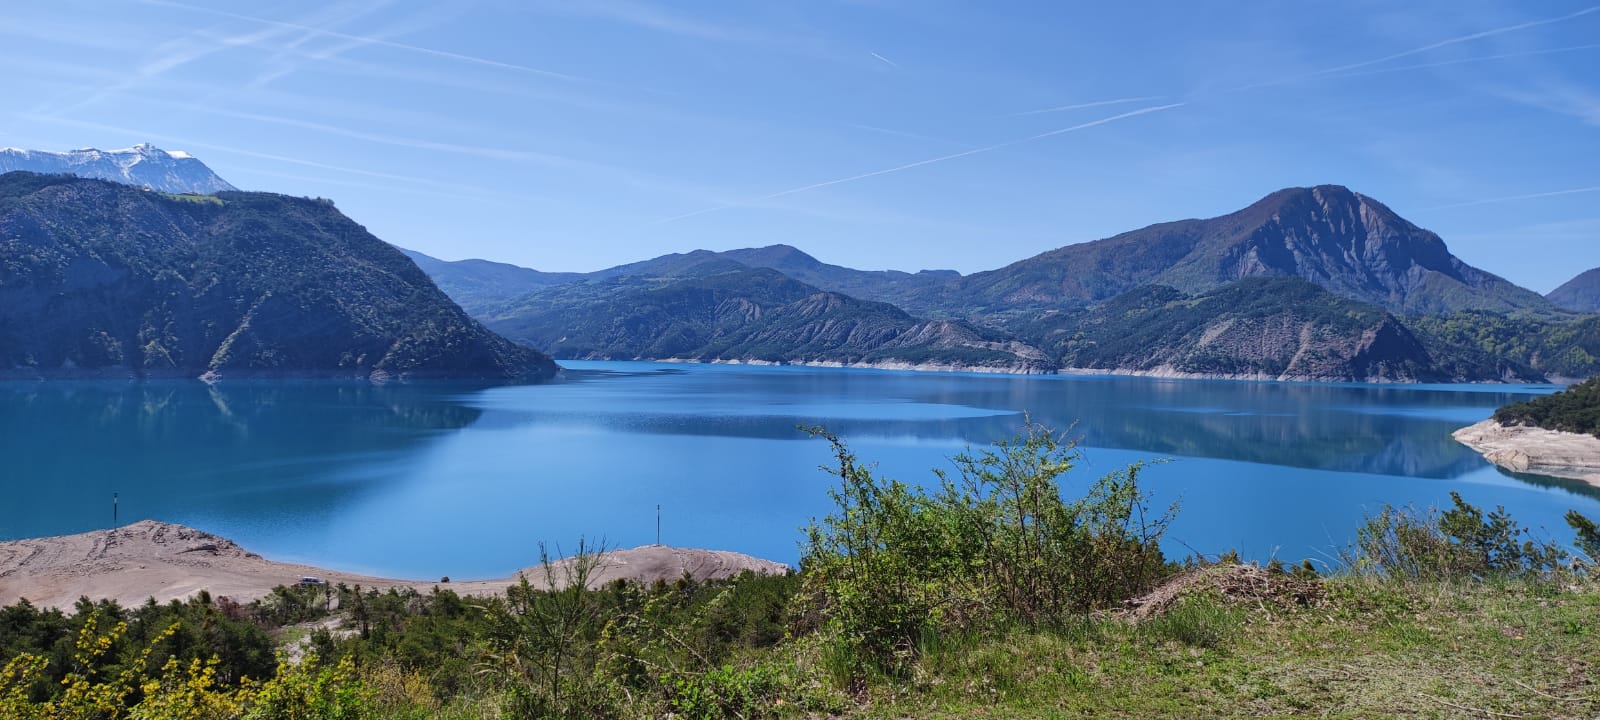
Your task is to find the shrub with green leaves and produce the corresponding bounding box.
[1569,510,1600,561]
[801,422,1175,676]
[1346,492,1569,581]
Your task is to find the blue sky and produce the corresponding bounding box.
[1,1,1597,292]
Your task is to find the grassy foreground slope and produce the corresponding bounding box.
[3,426,1598,718]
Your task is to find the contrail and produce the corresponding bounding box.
[1421,186,1600,211]
[1328,42,1600,79]
[1315,4,1600,76]
[1006,96,1165,117]
[658,102,1185,224]
[139,0,583,82]
[868,51,899,68]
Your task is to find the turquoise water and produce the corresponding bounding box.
[2,361,1595,579]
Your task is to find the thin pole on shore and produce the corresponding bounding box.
[656,504,661,545]
[113,493,118,528]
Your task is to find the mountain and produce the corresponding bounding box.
[0,144,236,194]
[1407,311,1600,383]
[717,244,958,308]
[399,244,960,317]
[1005,277,1446,382]
[481,264,1050,372]
[0,172,557,381]
[929,185,1552,317]
[396,184,1577,382]
[1548,267,1600,313]
[399,249,583,317]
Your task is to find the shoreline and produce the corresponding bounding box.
[0,520,787,611]
[1452,419,1600,487]
[586,357,1501,384]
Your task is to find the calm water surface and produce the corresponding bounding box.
[3,361,1595,579]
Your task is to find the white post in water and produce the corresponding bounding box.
[656,504,661,545]
[113,493,118,528]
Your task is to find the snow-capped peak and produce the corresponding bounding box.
[0,144,236,194]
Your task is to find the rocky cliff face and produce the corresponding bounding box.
[1013,278,1444,382]
[0,172,557,381]
[0,144,236,195]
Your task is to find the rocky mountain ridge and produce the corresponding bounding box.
[0,172,557,381]
[0,144,236,195]
[406,185,1586,382]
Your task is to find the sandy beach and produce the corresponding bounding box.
[0,520,787,610]
[1452,419,1600,487]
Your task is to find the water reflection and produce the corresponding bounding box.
[500,366,1552,482]
[0,381,483,541]
[3,364,1593,580]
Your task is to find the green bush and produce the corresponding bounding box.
[800,422,1175,676]
[1569,510,1600,561]
[1344,492,1568,581]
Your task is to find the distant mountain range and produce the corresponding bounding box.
[2,139,1593,384]
[0,144,236,195]
[1549,267,1600,313]
[480,260,1050,373]
[0,172,556,381]
[406,185,1599,382]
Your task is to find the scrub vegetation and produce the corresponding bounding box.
[4,424,1599,718]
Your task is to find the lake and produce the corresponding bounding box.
[3,361,1596,579]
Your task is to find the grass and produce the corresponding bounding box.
[838,576,1599,719]
[157,191,224,205]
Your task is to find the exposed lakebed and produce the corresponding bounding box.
[3,362,1596,579]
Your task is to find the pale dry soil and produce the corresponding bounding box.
[0,520,787,609]
[1454,419,1600,487]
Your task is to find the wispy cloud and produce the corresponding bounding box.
[868,51,898,68]
[522,0,819,53]
[0,16,164,52]
[1327,43,1600,79]
[241,166,497,204]
[1421,186,1600,211]
[196,106,582,166]
[241,0,414,88]
[532,0,756,43]
[29,0,401,118]
[140,0,584,82]
[1495,79,1600,127]
[1315,4,1600,76]
[1005,96,1165,118]
[18,114,492,196]
[845,123,960,146]
[659,102,1186,224]
[32,21,297,117]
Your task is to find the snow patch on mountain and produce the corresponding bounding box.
[0,144,236,194]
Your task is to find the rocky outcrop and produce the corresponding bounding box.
[1453,419,1600,486]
